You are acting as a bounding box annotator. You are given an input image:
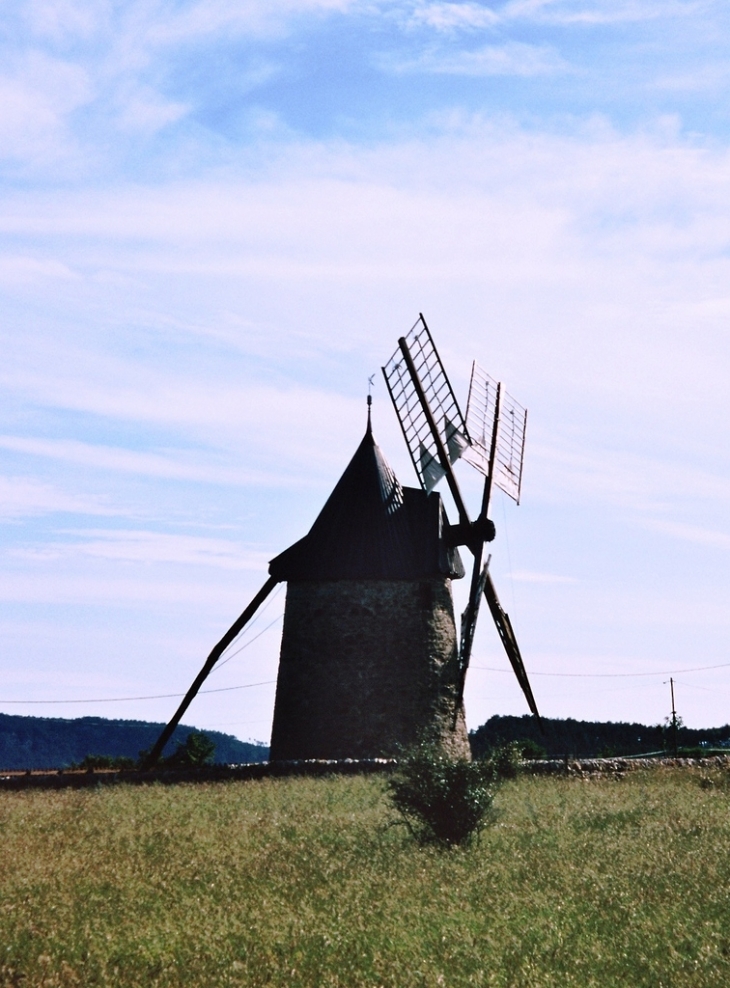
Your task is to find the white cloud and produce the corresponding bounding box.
[1,0,357,175]
[0,436,294,487]
[396,0,704,34]
[0,476,111,519]
[529,439,730,513]
[2,120,730,481]
[25,0,103,43]
[643,519,730,551]
[0,51,90,165]
[21,0,357,51]
[385,40,567,76]
[407,2,500,30]
[114,85,190,134]
[0,255,76,283]
[35,529,272,569]
[653,63,730,94]
[502,0,707,27]
[400,0,706,31]
[142,0,358,46]
[0,570,254,607]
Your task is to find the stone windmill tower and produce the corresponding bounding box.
[267,406,470,760]
[143,316,540,768]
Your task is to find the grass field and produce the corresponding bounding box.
[1,768,729,987]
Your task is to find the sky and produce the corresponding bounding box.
[2,0,730,745]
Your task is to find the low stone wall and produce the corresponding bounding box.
[3,753,728,791]
[524,754,730,775]
[0,758,398,792]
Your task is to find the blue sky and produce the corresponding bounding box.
[2,0,730,742]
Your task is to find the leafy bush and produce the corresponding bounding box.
[164,731,216,767]
[387,743,497,847]
[483,741,523,779]
[518,738,547,760]
[138,731,217,770]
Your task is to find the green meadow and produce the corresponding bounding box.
[1,768,729,988]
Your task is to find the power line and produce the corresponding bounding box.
[672,679,730,700]
[474,664,728,678]
[0,604,286,707]
[210,613,283,672]
[0,680,275,705]
[215,584,284,664]
[471,661,730,678]
[470,680,661,704]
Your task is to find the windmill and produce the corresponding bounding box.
[142,315,539,769]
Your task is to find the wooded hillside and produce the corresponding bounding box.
[0,714,268,770]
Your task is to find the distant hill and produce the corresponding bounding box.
[0,714,269,770]
[470,714,730,759]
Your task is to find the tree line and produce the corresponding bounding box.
[469,714,730,759]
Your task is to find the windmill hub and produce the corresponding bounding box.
[445,517,496,550]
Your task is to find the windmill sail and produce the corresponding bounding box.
[458,561,489,692]
[465,361,527,504]
[382,315,470,493]
[419,442,446,492]
[444,415,469,464]
[483,572,541,724]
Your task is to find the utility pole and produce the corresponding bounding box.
[670,677,678,758]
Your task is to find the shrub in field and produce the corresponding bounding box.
[138,731,217,769]
[387,743,497,846]
[165,731,216,767]
[516,737,547,760]
[482,741,523,779]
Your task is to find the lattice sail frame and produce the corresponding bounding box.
[383,319,527,503]
[382,316,471,493]
[465,361,527,504]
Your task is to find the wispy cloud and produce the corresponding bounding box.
[501,0,707,27]
[0,435,314,488]
[141,0,358,46]
[0,569,258,607]
[529,439,730,512]
[0,51,90,167]
[643,519,730,551]
[0,476,112,519]
[403,0,705,30]
[407,2,500,31]
[387,40,567,76]
[0,254,76,283]
[15,529,273,569]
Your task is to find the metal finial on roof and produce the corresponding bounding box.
[367,374,375,431]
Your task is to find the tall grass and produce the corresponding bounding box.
[1,768,729,987]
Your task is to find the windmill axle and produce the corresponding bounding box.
[445,517,496,550]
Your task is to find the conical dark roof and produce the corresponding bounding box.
[269,421,464,582]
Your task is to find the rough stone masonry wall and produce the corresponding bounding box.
[269,578,471,761]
